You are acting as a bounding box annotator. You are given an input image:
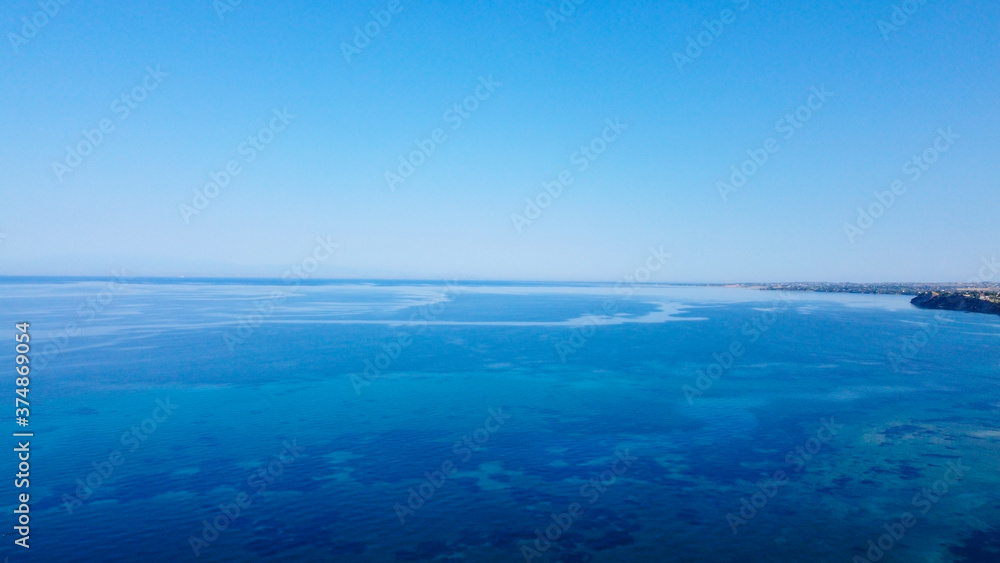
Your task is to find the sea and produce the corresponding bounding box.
[0,278,998,562]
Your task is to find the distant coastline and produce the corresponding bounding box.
[909,291,1000,316]
[737,282,1000,316]
[1,277,999,318]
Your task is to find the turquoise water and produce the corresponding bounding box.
[1,280,998,562]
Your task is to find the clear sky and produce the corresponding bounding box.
[1,0,997,282]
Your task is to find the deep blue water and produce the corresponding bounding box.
[1,280,998,562]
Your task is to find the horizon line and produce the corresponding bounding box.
[0,275,993,286]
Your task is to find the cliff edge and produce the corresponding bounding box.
[910,292,1000,316]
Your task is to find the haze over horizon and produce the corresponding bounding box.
[2,1,998,282]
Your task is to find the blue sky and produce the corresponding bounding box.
[1,0,997,282]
